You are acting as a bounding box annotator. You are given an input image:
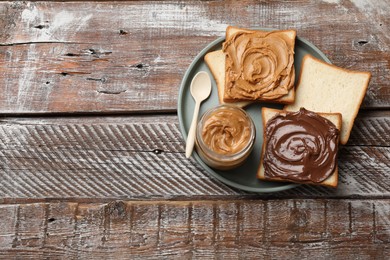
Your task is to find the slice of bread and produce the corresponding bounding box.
[226,26,296,40]
[257,107,342,188]
[204,50,250,107]
[284,54,371,145]
[223,26,296,104]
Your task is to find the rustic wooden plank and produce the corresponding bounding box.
[16,203,46,248]
[75,202,133,258]
[0,113,389,199]
[375,200,390,244]
[0,205,17,249]
[0,200,388,258]
[325,200,351,242]
[190,202,215,258]
[237,201,264,258]
[129,203,160,257]
[0,0,389,114]
[45,202,78,257]
[214,202,240,257]
[158,203,192,258]
[347,110,390,146]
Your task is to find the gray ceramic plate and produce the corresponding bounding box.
[178,33,331,192]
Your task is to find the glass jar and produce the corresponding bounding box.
[195,105,256,170]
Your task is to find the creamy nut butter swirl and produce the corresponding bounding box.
[196,105,255,170]
[201,106,252,155]
[263,108,339,183]
[223,30,295,100]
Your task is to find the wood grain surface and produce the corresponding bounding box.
[0,200,388,259]
[1,0,390,258]
[0,0,389,114]
[0,111,389,200]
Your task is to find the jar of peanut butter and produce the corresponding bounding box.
[195,105,255,170]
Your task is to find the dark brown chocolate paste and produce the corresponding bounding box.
[263,108,339,183]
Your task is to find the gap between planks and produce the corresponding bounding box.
[1,196,390,205]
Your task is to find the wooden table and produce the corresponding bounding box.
[0,1,389,258]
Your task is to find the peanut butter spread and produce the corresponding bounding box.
[201,106,252,155]
[263,108,339,183]
[222,29,295,100]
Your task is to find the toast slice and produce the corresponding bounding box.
[284,54,371,145]
[223,26,296,103]
[204,50,251,107]
[257,107,342,188]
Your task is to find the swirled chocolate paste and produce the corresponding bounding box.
[263,108,339,183]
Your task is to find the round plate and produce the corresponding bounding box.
[178,33,331,192]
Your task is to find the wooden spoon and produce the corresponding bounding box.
[185,71,212,158]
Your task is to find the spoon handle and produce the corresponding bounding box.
[185,101,201,158]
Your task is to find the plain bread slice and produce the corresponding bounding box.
[284,54,371,144]
[204,50,250,107]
